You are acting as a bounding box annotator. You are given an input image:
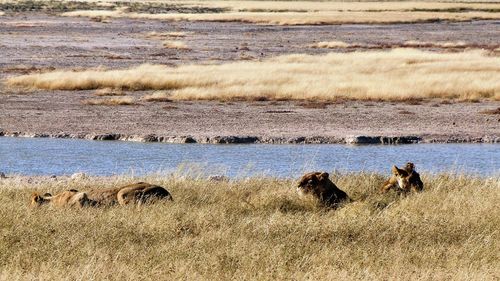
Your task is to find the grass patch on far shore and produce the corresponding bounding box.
[309,40,498,50]
[82,96,135,106]
[0,173,498,280]
[56,1,500,25]
[479,107,500,115]
[5,49,500,102]
[61,9,500,25]
[0,0,225,14]
[162,40,190,50]
[146,31,189,39]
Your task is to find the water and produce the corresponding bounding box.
[0,137,498,177]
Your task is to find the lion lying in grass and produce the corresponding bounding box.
[380,162,424,193]
[297,172,350,208]
[30,190,95,208]
[31,182,173,207]
[117,182,173,205]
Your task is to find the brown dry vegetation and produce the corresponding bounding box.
[55,0,500,25]
[93,88,125,97]
[310,41,357,49]
[184,0,500,13]
[61,9,500,25]
[146,31,188,39]
[162,40,190,50]
[403,40,467,48]
[82,96,135,106]
[5,49,500,101]
[479,107,500,115]
[311,40,498,49]
[142,91,173,102]
[0,173,498,280]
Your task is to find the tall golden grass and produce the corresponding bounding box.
[5,49,500,101]
[61,9,500,25]
[0,173,498,279]
[184,0,500,13]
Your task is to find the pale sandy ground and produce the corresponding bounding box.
[0,14,499,143]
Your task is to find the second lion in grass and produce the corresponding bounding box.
[297,172,350,208]
[380,162,424,193]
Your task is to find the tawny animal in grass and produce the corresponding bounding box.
[84,182,173,206]
[117,182,173,206]
[30,189,95,208]
[297,172,349,208]
[84,186,124,206]
[380,162,424,193]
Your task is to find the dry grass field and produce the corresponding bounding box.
[6,49,500,101]
[61,9,500,25]
[2,0,500,26]
[51,0,500,25]
[0,173,498,280]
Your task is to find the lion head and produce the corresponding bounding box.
[30,192,52,207]
[297,172,349,208]
[381,163,424,193]
[30,190,95,208]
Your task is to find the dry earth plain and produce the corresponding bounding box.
[0,3,499,143]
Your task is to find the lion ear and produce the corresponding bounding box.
[391,166,400,175]
[31,193,43,203]
[319,172,329,180]
[406,162,415,171]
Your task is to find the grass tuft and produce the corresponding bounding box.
[162,40,190,50]
[311,41,357,49]
[142,91,173,102]
[93,88,124,96]
[82,96,135,106]
[403,40,468,48]
[479,107,500,115]
[146,31,189,39]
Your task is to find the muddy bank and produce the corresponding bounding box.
[0,130,498,145]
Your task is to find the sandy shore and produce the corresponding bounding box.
[0,13,499,144]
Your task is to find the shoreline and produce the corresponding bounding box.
[1,131,498,144]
